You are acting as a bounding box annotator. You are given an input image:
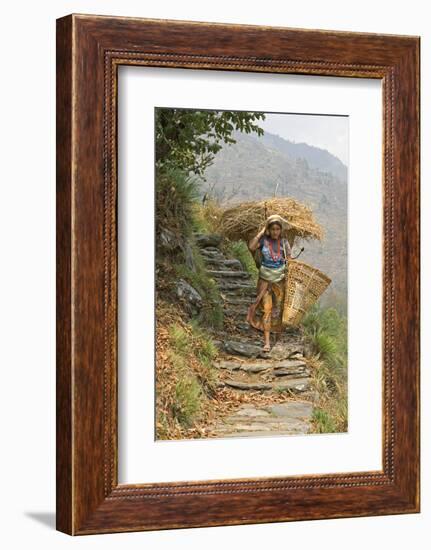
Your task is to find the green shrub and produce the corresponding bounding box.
[303,302,348,434]
[312,409,337,433]
[156,164,201,238]
[166,321,220,429]
[172,375,203,428]
[223,240,258,282]
[168,324,189,355]
[303,303,347,368]
[191,199,223,234]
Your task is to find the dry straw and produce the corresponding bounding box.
[217,197,324,243]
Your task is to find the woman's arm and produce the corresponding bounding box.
[248,226,266,252]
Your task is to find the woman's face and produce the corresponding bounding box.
[269,223,282,239]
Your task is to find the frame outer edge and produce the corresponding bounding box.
[392,38,420,510]
[56,14,74,535]
[57,13,421,534]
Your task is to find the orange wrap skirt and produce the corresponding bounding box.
[246,266,286,333]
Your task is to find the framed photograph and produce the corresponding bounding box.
[56,14,420,535]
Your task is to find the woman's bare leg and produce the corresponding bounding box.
[262,292,272,351]
[247,278,268,329]
[263,330,271,351]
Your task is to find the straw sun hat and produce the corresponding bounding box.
[264,214,289,235]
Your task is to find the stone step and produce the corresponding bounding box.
[223,340,304,359]
[218,282,256,293]
[235,322,253,332]
[223,296,254,305]
[215,359,309,376]
[211,402,313,437]
[216,360,268,373]
[223,322,253,334]
[223,306,249,316]
[195,234,222,248]
[207,270,250,279]
[200,248,223,257]
[225,419,311,428]
[212,428,308,437]
[202,255,225,263]
[267,342,305,361]
[204,259,243,270]
[223,298,251,306]
[273,366,309,377]
[223,377,311,393]
[223,340,265,358]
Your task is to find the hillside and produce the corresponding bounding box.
[258,131,348,181]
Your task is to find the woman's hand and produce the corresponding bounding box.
[248,225,266,252]
[257,226,266,239]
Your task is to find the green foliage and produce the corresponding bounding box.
[311,409,336,433]
[168,322,220,428]
[172,372,203,428]
[302,302,347,370]
[156,164,201,239]
[303,302,348,433]
[223,240,258,282]
[187,321,220,395]
[191,200,223,235]
[156,410,170,440]
[156,108,266,178]
[314,332,338,363]
[155,165,224,329]
[174,242,224,330]
[168,324,189,355]
[189,319,219,364]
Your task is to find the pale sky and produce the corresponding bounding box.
[258,112,349,166]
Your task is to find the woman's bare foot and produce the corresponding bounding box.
[262,343,271,352]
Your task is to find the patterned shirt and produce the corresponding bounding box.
[258,237,292,268]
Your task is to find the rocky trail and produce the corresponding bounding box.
[196,235,317,438]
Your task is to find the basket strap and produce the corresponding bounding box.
[282,238,287,264]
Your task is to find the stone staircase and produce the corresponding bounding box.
[197,235,315,438]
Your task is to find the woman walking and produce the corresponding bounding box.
[246,214,292,352]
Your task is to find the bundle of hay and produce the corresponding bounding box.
[217,197,324,244]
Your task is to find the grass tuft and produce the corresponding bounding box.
[223,239,258,282]
[303,302,348,434]
[157,316,221,436]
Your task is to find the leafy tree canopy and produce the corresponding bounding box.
[156,108,266,179]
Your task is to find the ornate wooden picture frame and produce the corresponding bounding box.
[56,14,420,535]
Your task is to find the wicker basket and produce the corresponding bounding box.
[282,259,332,326]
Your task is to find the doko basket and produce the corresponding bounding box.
[282,259,332,326]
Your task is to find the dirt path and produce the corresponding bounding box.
[197,235,316,438]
